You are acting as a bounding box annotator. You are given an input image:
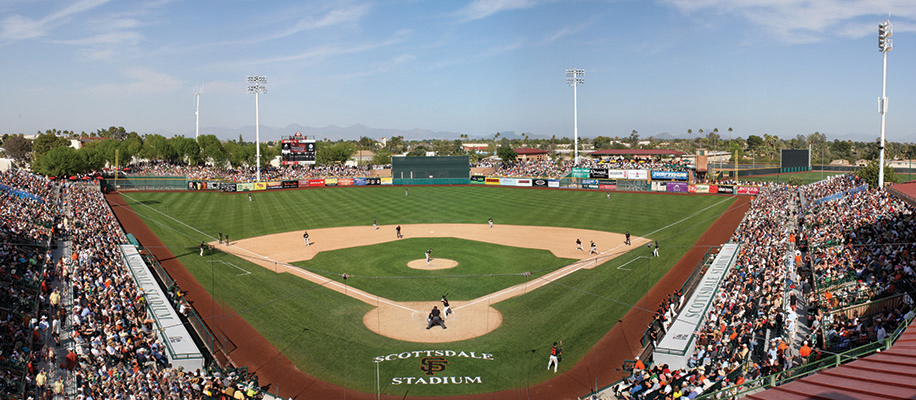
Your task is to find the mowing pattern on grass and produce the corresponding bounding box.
[119,187,736,395]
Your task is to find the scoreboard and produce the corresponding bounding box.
[281,131,316,165]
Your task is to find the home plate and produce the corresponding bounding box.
[430,231,434,233]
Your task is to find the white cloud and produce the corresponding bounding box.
[662,0,916,43]
[457,0,541,21]
[91,67,183,96]
[0,0,110,41]
[242,29,412,66]
[218,3,371,46]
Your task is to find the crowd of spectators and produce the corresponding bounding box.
[0,169,265,399]
[798,174,864,207]
[485,157,691,178]
[614,175,916,399]
[123,160,377,182]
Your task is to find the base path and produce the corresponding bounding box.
[107,192,750,400]
[215,224,649,343]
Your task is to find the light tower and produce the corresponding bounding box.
[877,19,892,188]
[566,68,584,165]
[194,85,201,140]
[247,75,267,182]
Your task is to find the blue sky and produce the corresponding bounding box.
[1,0,914,143]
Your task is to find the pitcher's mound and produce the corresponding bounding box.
[407,258,458,270]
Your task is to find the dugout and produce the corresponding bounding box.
[392,155,470,185]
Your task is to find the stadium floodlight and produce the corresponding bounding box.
[566,68,584,165]
[247,75,267,182]
[877,19,892,187]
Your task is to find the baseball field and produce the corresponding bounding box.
[113,185,738,397]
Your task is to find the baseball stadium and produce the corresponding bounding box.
[4,148,916,400]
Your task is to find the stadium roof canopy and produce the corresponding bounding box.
[590,149,685,156]
[887,180,916,209]
[513,147,548,155]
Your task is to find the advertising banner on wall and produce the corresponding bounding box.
[737,186,759,195]
[599,184,617,190]
[254,182,267,191]
[324,178,338,186]
[532,178,548,187]
[651,171,689,181]
[282,180,298,189]
[516,178,532,187]
[367,177,382,185]
[471,175,486,184]
[381,177,393,185]
[238,183,254,191]
[222,183,237,192]
[308,179,325,187]
[354,177,367,186]
[650,181,666,192]
[338,178,355,186]
[667,182,688,192]
[581,179,598,189]
[590,168,608,179]
[717,185,734,194]
[485,177,500,185]
[694,184,710,193]
[626,170,648,180]
[266,181,282,189]
[205,182,220,190]
[572,168,590,178]
[608,170,627,179]
[548,180,560,188]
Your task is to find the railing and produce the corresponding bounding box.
[695,309,915,399]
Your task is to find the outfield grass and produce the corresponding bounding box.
[120,186,736,396]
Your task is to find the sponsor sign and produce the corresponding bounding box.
[737,186,759,195]
[708,185,718,193]
[221,183,237,192]
[688,185,697,193]
[266,181,282,189]
[571,167,590,178]
[651,171,689,181]
[206,182,220,190]
[187,181,203,191]
[694,184,709,193]
[590,168,608,179]
[282,180,298,189]
[308,179,325,187]
[338,178,355,186]
[374,350,493,386]
[654,244,739,370]
[650,181,666,192]
[717,185,734,194]
[626,170,648,180]
[598,184,617,190]
[485,177,500,185]
[667,182,688,192]
[598,179,616,186]
[324,178,338,186]
[369,177,383,186]
[298,179,310,187]
[381,177,393,185]
[547,180,560,188]
[532,178,548,187]
[237,183,254,191]
[254,182,267,191]
[120,245,204,370]
[499,178,517,186]
[608,169,627,179]
[354,177,367,186]
[470,175,486,183]
[516,178,531,187]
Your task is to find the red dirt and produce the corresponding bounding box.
[106,192,751,400]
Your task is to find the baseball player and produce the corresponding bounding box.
[589,241,597,255]
[547,341,563,373]
[199,241,205,257]
[225,233,229,246]
[576,238,583,251]
[248,193,252,202]
[441,295,452,318]
[373,219,378,230]
[218,231,223,244]
[426,306,446,329]
[303,231,309,247]
[425,248,432,264]
[625,231,631,245]
[488,217,493,229]
[653,241,659,257]
[396,225,402,239]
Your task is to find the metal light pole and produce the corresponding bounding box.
[566,68,584,165]
[194,86,201,140]
[247,75,267,182]
[877,19,892,188]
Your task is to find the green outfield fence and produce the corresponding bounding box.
[101,175,188,191]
